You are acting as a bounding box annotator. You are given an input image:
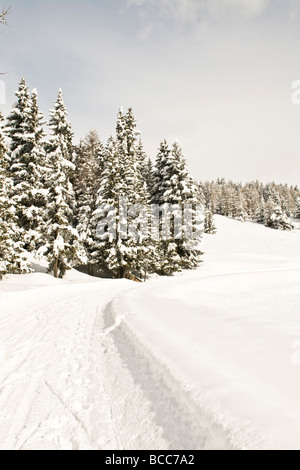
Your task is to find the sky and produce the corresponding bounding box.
[1,0,300,185]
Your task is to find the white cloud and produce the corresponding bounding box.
[208,0,271,19]
[127,0,200,23]
[289,0,300,20]
[127,0,272,23]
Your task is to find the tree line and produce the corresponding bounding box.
[1,79,299,281]
[200,179,299,230]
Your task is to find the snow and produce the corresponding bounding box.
[1,216,300,449]
[0,271,166,450]
[111,216,300,450]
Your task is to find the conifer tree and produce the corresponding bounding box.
[5,78,31,155]
[153,140,203,274]
[204,209,217,234]
[5,80,48,251]
[264,203,294,231]
[92,137,124,277]
[122,107,138,201]
[295,199,300,219]
[0,113,29,277]
[74,130,104,272]
[92,109,155,278]
[136,139,147,176]
[44,90,83,278]
[152,140,172,205]
[144,157,154,195]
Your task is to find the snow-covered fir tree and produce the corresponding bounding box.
[5,78,31,155]
[92,136,124,277]
[152,140,171,205]
[121,107,138,201]
[44,90,83,278]
[124,112,155,275]
[122,109,155,275]
[256,197,266,224]
[5,79,48,251]
[294,199,300,219]
[74,130,104,273]
[0,113,29,277]
[204,209,217,234]
[136,139,154,197]
[153,140,203,274]
[136,139,147,174]
[144,157,154,195]
[92,109,155,278]
[264,203,294,231]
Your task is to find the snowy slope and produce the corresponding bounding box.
[111,216,300,450]
[1,216,300,450]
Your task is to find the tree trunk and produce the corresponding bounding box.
[54,257,58,278]
[89,264,95,277]
[119,266,128,279]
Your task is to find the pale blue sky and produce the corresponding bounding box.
[1,0,300,184]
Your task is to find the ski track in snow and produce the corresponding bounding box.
[0,270,286,450]
[0,273,254,451]
[0,267,298,450]
[0,280,168,450]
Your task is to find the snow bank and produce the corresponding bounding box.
[112,216,300,449]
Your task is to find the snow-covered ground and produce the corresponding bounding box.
[1,216,300,449]
[0,271,170,450]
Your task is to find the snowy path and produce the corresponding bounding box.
[0,273,244,450]
[0,278,170,450]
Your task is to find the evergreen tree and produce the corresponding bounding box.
[46,89,75,183]
[122,109,154,275]
[256,197,265,224]
[0,113,29,277]
[233,200,246,222]
[204,209,217,234]
[295,199,300,219]
[5,78,31,154]
[122,107,138,201]
[136,139,154,197]
[153,140,203,274]
[169,141,203,270]
[144,157,154,195]
[5,80,48,250]
[152,140,179,273]
[264,203,294,231]
[152,140,172,205]
[92,136,127,277]
[92,109,155,278]
[74,130,104,272]
[44,90,83,278]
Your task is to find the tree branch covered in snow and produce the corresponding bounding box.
[0,6,11,25]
